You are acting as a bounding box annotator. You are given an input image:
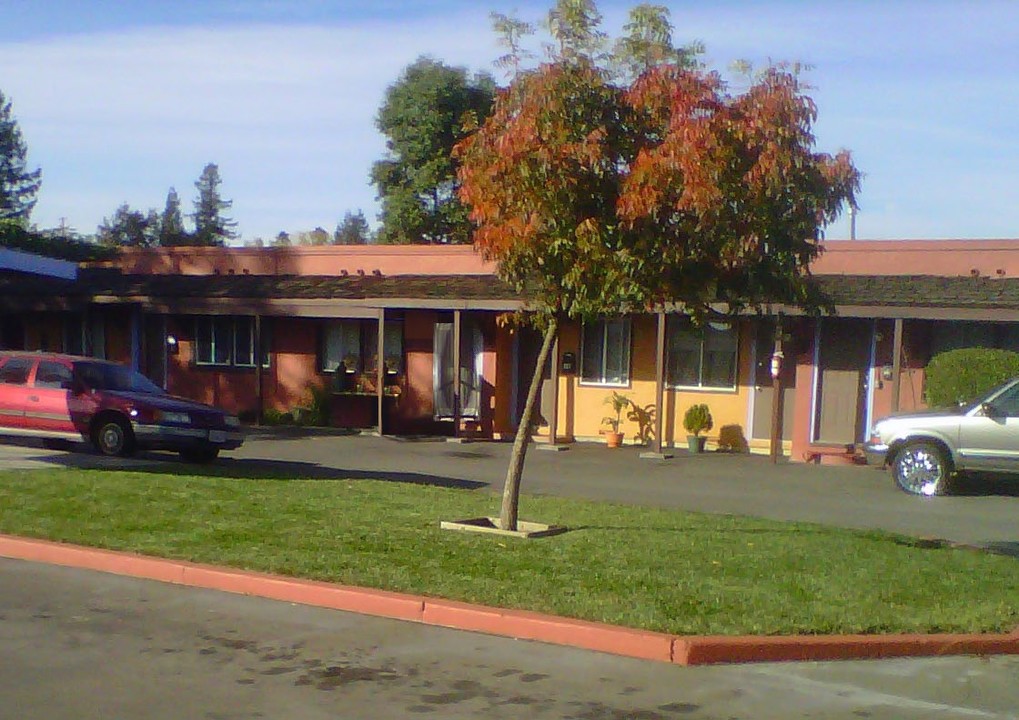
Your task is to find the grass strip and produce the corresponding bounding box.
[1,466,1017,636]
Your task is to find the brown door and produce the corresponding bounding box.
[143,316,166,389]
[515,326,552,429]
[814,319,872,444]
[751,323,796,441]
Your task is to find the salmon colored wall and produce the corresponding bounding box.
[813,240,1019,278]
[92,246,496,277]
[547,316,755,448]
[402,310,439,430]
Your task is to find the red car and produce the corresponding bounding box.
[0,351,243,463]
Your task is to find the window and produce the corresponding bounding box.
[34,361,74,389]
[321,321,362,372]
[362,321,405,375]
[667,317,738,390]
[580,318,631,386]
[0,357,33,385]
[195,317,269,368]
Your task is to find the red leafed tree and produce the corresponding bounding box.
[457,2,859,531]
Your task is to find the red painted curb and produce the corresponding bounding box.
[423,598,676,662]
[3,534,1019,666]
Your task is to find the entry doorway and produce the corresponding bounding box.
[433,319,482,420]
[813,318,873,444]
[750,322,796,442]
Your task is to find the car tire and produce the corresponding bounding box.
[179,447,220,464]
[93,417,136,458]
[892,441,952,496]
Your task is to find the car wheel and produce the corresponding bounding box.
[892,442,951,496]
[179,447,220,464]
[93,417,135,457]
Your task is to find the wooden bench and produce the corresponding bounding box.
[802,444,864,465]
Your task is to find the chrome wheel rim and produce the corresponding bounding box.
[895,447,943,496]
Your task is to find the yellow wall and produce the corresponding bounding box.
[546,316,755,449]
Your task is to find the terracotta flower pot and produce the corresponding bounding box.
[605,431,624,448]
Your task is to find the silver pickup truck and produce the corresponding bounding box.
[864,377,1019,496]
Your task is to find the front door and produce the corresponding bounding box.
[751,323,796,442]
[814,319,872,445]
[25,359,78,437]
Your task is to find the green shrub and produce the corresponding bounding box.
[925,348,1019,406]
[683,403,713,437]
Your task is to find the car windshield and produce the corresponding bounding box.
[74,362,165,395]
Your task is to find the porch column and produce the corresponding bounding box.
[253,314,264,425]
[130,307,141,371]
[452,310,461,439]
[547,331,560,445]
[641,311,672,459]
[770,314,785,464]
[377,308,385,436]
[891,318,903,412]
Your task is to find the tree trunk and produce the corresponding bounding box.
[499,318,558,531]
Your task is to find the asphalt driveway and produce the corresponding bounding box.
[4,429,1019,552]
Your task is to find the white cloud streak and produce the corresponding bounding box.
[1,0,1018,240]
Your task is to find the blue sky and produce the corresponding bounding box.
[1,0,1017,242]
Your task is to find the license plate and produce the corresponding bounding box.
[209,430,227,443]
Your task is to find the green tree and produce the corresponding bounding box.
[96,204,160,247]
[0,90,42,222]
[292,227,331,245]
[457,1,859,531]
[611,4,703,79]
[334,210,372,245]
[191,163,237,246]
[371,57,495,244]
[272,231,291,247]
[158,187,188,246]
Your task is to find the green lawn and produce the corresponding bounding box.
[1,466,1017,636]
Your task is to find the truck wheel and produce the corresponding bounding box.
[892,442,951,496]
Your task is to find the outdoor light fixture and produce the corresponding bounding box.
[166,334,179,355]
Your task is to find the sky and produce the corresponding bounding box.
[1,0,1018,243]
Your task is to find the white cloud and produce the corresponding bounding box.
[1,0,1018,241]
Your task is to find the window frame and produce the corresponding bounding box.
[579,318,632,387]
[665,316,739,392]
[194,317,269,369]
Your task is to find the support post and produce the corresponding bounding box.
[452,310,461,439]
[641,311,672,459]
[770,314,785,464]
[891,317,903,413]
[377,309,385,436]
[253,314,263,426]
[547,332,560,445]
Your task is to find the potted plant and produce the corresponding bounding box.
[602,391,630,448]
[683,403,713,453]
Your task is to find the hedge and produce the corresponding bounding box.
[925,347,1019,406]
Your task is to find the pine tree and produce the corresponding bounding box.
[159,187,188,246]
[191,163,237,246]
[334,210,372,244]
[0,90,42,222]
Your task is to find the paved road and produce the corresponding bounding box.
[3,431,1019,550]
[3,558,1018,720]
[230,430,1019,551]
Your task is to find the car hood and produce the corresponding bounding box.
[875,405,970,425]
[106,391,228,416]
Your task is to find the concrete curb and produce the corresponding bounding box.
[3,533,1018,666]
